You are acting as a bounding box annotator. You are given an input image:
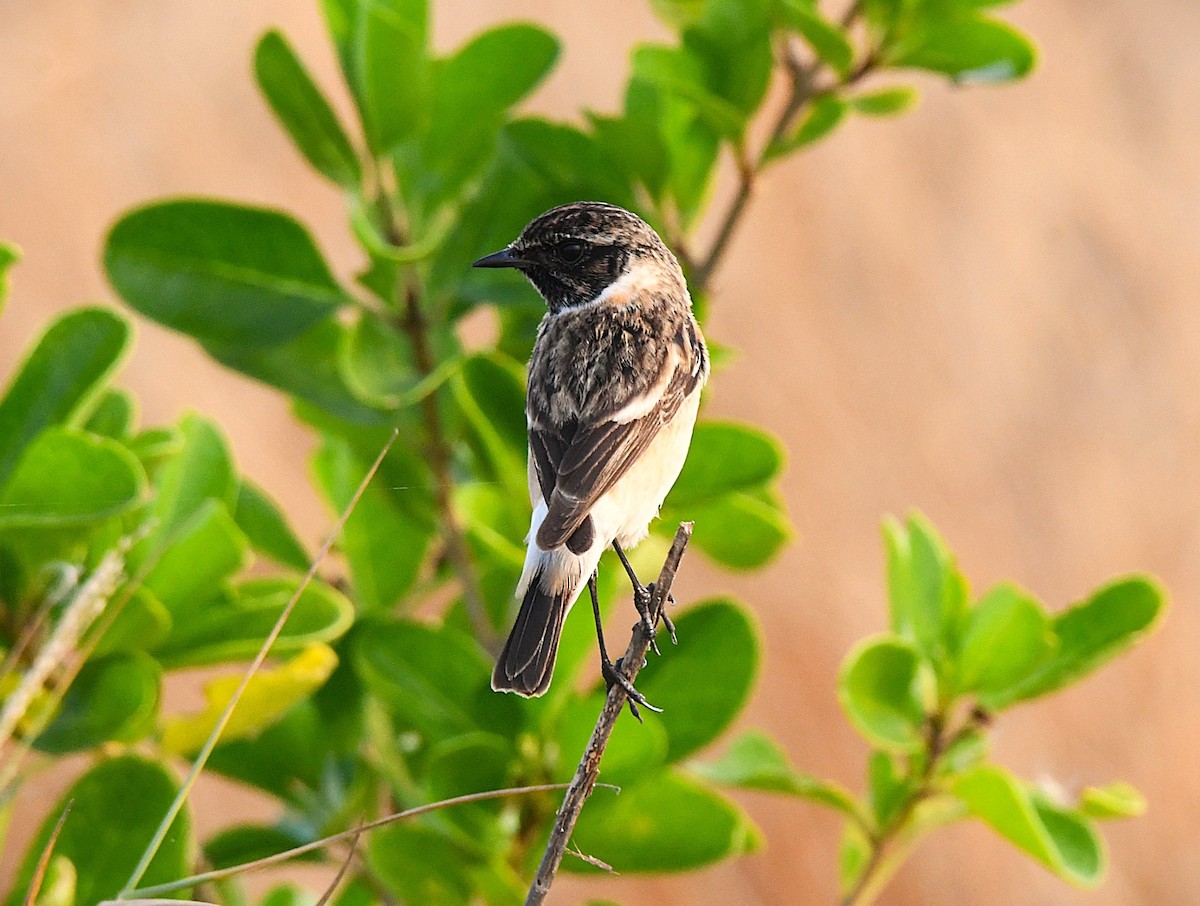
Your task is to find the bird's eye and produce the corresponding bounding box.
[557,241,586,264]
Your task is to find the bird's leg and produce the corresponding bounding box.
[611,541,677,647]
[590,571,660,720]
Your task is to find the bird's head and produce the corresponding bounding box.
[473,201,684,313]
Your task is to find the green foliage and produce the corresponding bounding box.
[0,242,18,315]
[816,514,1159,897]
[104,200,347,347]
[0,429,145,529]
[4,2,1157,906]
[570,772,762,873]
[0,307,130,483]
[33,653,161,754]
[838,636,926,749]
[6,756,193,906]
[255,30,363,188]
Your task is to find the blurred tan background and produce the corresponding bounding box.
[2,0,1198,903]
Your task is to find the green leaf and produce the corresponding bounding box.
[93,588,173,655]
[358,0,429,152]
[155,575,354,668]
[668,421,783,506]
[149,412,238,541]
[890,17,1037,83]
[207,320,393,426]
[7,755,192,906]
[688,729,862,818]
[780,1,854,75]
[206,700,330,799]
[162,644,339,754]
[881,512,967,665]
[141,499,249,621]
[27,855,74,906]
[587,111,669,202]
[0,241,18,314]
[680,0,774,115]
[354,617,522,739]
[33,652,160,753]
[126,426,183,475]
[260,884,314,906]
[454,478,527,613]
[958,583,1053,703]
[1079,782,1146,820]
[105,199,347,347]
[648,0,705,28]
[426,731,513,801]
[657,102,723,222]
[254,30,362,188]
[234,480,311,571]
[424,732,515,844]
[311,437,434,610]
[367,823,475,905]
[868,750,911,826]
[952,764,1104,886]
[637,598,759,762]
[449,353,527,496]
[332,878,376,906]
[837,635,926,749]
[433,118,636,301]
[764,94,846,162]
[336,310,419,408]
[850,86,919,116]
[82,387,137,439]
[204,824,320,870]
[568,771,761,873]
[992,576,1164,706]
[667,488,790,569]
[0,429,145,528]
[837,819,873,896]
[554,692,669,787]
[413,24,559,201]
[0,307,131,483]
[632,44,746,142]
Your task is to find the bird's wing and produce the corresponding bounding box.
[529,336,702,553]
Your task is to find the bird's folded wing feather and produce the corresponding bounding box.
[530,352,698,551]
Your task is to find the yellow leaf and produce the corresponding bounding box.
[161,644,337,755]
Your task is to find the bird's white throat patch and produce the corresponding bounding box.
[554,261,667,313]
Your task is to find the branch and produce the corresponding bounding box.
[525,523,694,906]
[397,274,495,649]
[374,178,495,650]
[839,713,982,906]
[692,8,872,292]
[118,783,598,900]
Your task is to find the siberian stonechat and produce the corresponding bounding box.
[474,201,708,704]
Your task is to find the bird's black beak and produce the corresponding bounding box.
[472,246,527,269]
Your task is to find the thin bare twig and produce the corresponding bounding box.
[121,782,604,899]
[314,824,364,906]
[525,523,694,906]
[692,7,873,292]
[22,799,72,906]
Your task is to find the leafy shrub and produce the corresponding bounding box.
[0,1,1163,904]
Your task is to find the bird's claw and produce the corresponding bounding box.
[603,656,662,721]
[635,582,678,648]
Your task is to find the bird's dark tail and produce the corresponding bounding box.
[492,567,569,698]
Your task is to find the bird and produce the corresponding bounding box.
[473,201,709,707]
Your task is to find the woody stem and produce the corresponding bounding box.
[374,173,495,649]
